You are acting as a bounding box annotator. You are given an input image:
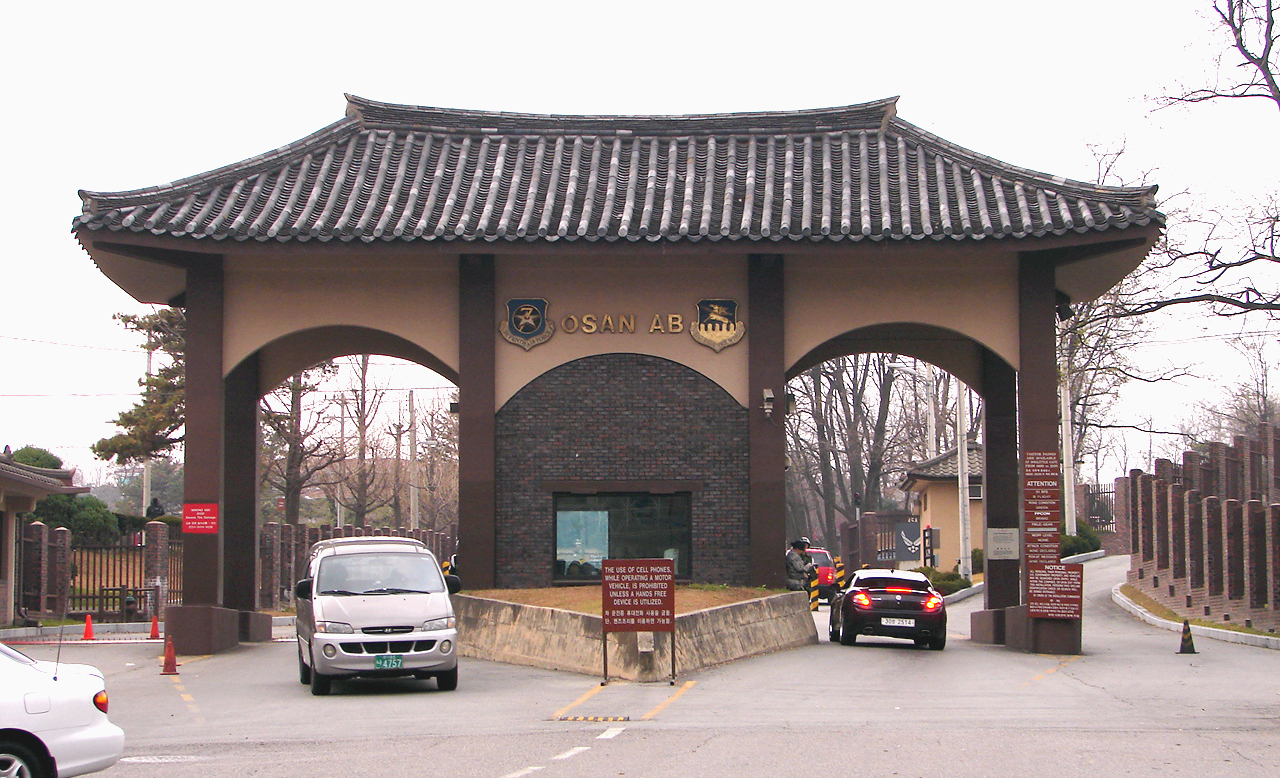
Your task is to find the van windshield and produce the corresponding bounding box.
[316,553,446,595]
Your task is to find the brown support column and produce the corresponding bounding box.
[458,254,497,589]
[223,355,270,641]
[748,254,786,589]
[171,256,240,654]
[1006,252,1081,655]
[972,350,1019,644]
[183,257,225,605]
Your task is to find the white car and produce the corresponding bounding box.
[0,642,124,777]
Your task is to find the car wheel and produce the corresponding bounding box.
[839,624,857,646]
[930,634,947,651]
[435,667,458,691]
[828,622,840,642]
[914,638,928,648]
[0,741,46,778]
[298,645,311,685]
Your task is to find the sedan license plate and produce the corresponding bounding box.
[881,617,915,628]
[374,654,403,669]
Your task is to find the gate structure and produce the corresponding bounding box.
[74,95,1163,653]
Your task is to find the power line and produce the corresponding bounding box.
[0,334,139,353]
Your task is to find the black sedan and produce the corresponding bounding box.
[828,568,947,650]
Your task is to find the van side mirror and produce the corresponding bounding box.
[444,574,461,595]
[294,578,313,600]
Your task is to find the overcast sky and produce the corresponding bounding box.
[3,0,1276,483]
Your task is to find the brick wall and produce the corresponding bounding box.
[494,354,749,588]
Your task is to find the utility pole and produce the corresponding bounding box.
[409,391,419,531]
[1060,381,1078,536]
[337,395,346,528]
[957,379,972,579]
[142,323,153,513]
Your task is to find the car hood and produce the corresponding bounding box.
[316,592,453,628]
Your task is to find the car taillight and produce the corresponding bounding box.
[852,591,872,609]
[886,587,913,593]
[93,690,109,714]
[923,594,943,612]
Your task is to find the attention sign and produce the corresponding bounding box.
[182,503,219,534]
[602,559,675,632]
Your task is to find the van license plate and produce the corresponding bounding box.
[881,617,914,627]
[374,655,403,669]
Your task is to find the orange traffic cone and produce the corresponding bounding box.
[149,616,160,640]
[82,614,95,640]
[1177,620,1197,654]
[160,637,179,675]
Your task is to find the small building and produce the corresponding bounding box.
[0,447,88,625]
[900,442,985,572]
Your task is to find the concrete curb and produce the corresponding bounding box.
[0,616,295,642]
[1110,584,1280,651]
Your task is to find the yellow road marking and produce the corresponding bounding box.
[551,684,606,719]
[641,681,696,720]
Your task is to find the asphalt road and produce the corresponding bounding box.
[16,555,1280,777]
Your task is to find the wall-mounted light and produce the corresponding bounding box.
[761,388,775,420]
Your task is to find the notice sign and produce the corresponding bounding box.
[1023,452,1062,566]
[602,558,675,632]
[182,503,219,534]
[1027,562,1083,619]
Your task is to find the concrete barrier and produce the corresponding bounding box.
[454,590,817,682]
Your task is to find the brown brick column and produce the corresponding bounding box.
[144,521,169,619]
[458,254,496,588]
[223,353,261,613]
[259,522,281,611]
[50,527,71,616]
[24,522,48,614]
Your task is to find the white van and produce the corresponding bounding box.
[294,536,461,696]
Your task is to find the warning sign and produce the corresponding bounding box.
[182,503,219,534]
[602,559,675,632]
[1027,562,1083,619]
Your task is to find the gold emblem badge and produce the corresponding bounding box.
[691,299,745,352]
[499,298,555,350]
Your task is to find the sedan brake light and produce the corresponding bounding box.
[93,690,109,713]
[851,591,872,609]
[923,594,943,612]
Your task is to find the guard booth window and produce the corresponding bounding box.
[554,493,691,580]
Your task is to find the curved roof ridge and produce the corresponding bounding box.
[345,93,901,136]
[889,117,1159,207]
[78,117,360,214]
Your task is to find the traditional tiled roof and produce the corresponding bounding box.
[900,442,984,490]
[74,95,1162,245]
[0,450,88,496]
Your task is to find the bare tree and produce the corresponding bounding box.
[329,355,399,525]
[260,362,343,524]
[1140,0,1280,318]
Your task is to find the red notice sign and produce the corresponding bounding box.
[602,558,675,632]
[1027,562,1083,619]
[182,503,219,534]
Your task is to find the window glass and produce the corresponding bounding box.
[317,552,446,594]
[855,576,930,591]
[554,493,691,579]
[808,549,833,567]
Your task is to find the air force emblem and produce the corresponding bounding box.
[499,298,555,350]
[691,299,745,352]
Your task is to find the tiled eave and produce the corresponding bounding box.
[74,95,1163,247]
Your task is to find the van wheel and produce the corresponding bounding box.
[435,667,458,691]
[309,648,332,696]
[298,646,311,685]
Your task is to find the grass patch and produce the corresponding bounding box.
[463,584,781,615]
[1119,584,1277,637]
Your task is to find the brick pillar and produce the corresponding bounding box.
[279,524,296,599]
[1187,491,1205,591]
[259,522,281,611]
[23,522,48,615]
[1246,500,1267,610]
[50,527,71,616]
[1225,499,1244,605]
[144,521,170,619]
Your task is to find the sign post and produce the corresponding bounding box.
[601,558,676,685]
